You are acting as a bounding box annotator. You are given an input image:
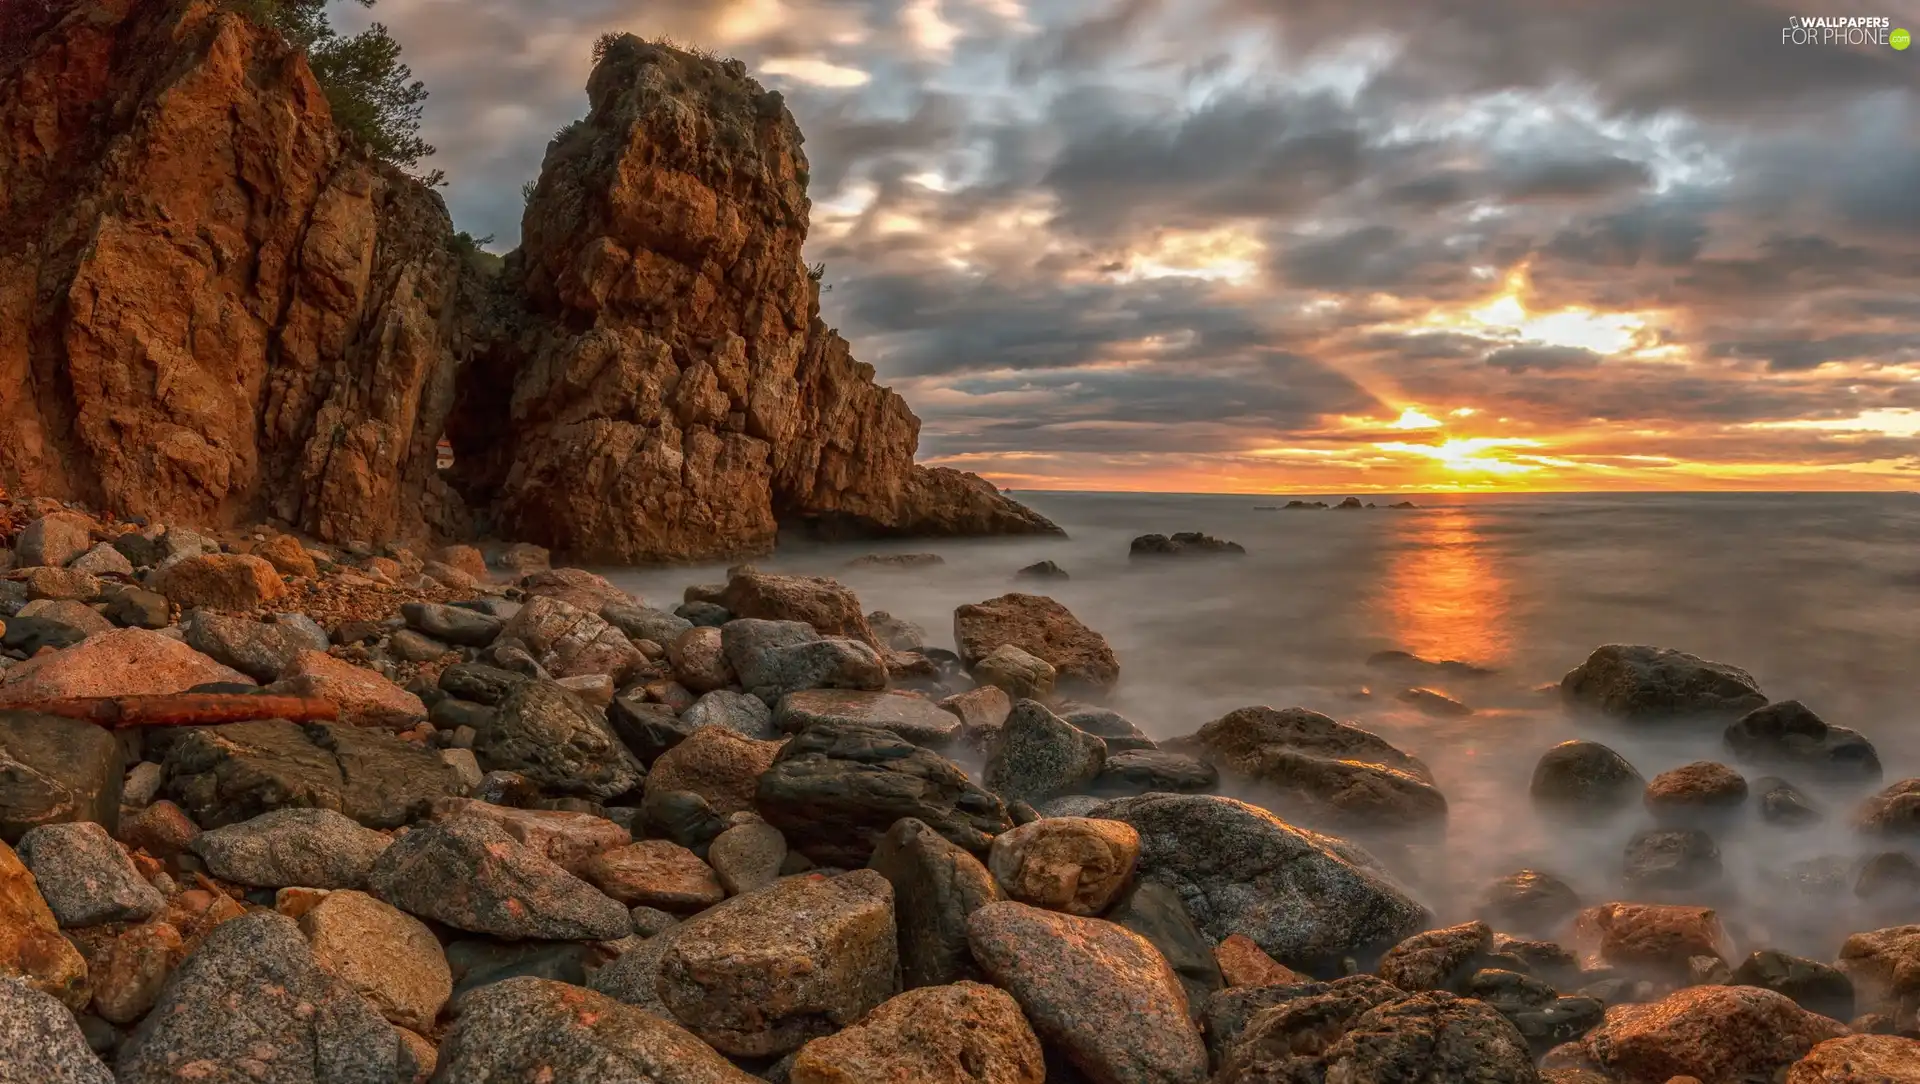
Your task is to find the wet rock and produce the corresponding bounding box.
[1091,750,1218,796]
[367,815,631,940]
[1311,991,1539,1083]
[1622,828,1723,893]
[115,912,403,1084]
[1644,761,1748,822]
[188,808,391,889]
[984,700,1107,807]
[16,822,163,927]
[429,799,629,876]
[723,619,887,705]
[1787,1035,1920,1083]
[115,800,199,861]
[775,688,962,746]
[182,609,308,681]
[788,980,1044,1084]
[1531,740,1646,812]
[647,725,780,816]
[1757,776,1823,826]
[1481,870,1584,936]
[1129,533,1244,558]
[1853,778,1920,838]
[164,720,457,829]
[1377,921,1493,993]
[17,514,95,570]
[972,645,1057,702]
[720,572,876,646]
[987,816,1140,916]
[1561,644,1767,722]
[1091,793,1427,975]
[299,890,450,1032]
[967,901,1208,1084]
[0,976,115,1083]
[1016,560,1069,581]
[682,690,779,740]
[1724,700,1882,781]
[867,817,1005,989]
[1571,984,1848,1084]
[941,685,1013,749]
[581,840,726,911]
[1575,903,1731,980]
[758,722,1012,867]
[707,821,786,896]
[0,839,90,1009]
[1106,880,1222,1024]
[601,602,694,649]
[1730,949,1853,1021]
[473,679,643,800]
[654,870,899,1056]
[0,627,250,706]
[148,553,287,612]
[1215,933,1309,987]
[436,976,761,1083]
[669,625,735,693]
[1204,975,1394,1070]
[1836,925,1920,1024]
[1168,705,1444,830]
[499,595,645,681]
[952,594,1119,697]
[438,661,529,706]
[0,710,125,843]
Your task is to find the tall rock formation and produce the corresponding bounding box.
[0,0,476,544]
[0,6,1060,562]
[449,35,1058,562]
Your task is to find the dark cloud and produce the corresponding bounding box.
[1484,345,1606,372]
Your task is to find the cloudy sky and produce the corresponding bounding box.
[337,0,1920,493]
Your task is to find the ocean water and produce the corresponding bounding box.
[605,491,1920,956]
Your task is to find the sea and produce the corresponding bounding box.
[606,491,1920,957]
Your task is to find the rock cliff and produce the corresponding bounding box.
[0,6,1060,562]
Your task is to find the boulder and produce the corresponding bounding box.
[115,912,404,1084]
[1574,903,1731,979]
[1644,761,1748,821]
[758,722,1012,867]
[1787,1035,1920,1083]
[1091,750,1219,797]
[952,594,1120,696]
[148,553,287,611]
[581,841,726,911]
[273,650,428,727]
[16,514,95,569]
[1107,881,1223,1024]
[22,567,101,602]
[1853,778,1920,838]
[1480,869,1583,936]
[719,572,876,646]
[775,688,962,746]
[669,625,734,692]
[518,569,634,613]
[1219,990,1538,1083]
[1088,793,1428,975]
[1060,705,1157,753]
[0,976,115,1083]
[0,711,124,843]
[1129,532,1244,558]
[433,976,761,1083]
[1376,921,1493,993]
[866,610,927,652]
[1215,934,1309,988]
[1570,985,1848,1084]
[299,890,451,1033]
[984,699,1107,807]
[1560,645,1767,722]
[470,679,643,800]
[0,839,90,1009]
[941,685,1013,748]
[722,619,888,705]
[188,808,392,889]
[653,871,899,1056]
[867,818,1005,989]
[15,822,164,927]
[972,644,1057,702]
[1757,775,1823,825]
[646,725,780,816]
[1836,925,1920,1024]
[1724,700,1882,781]
[706,821,786,896]
[600,603,694,649]
[1730,949,1854,1022]
[788,981,1045,1084]
[1168,706,1444,830]
[164,720,458,829]
[102,587,170,629]
[427,799,630,876]
[499,595,645,681]
[987,816,1140,916]
[253,535,319,579]
[1622,828,1723,893]
[367,815,631,940]
[1206,975,1399,1073]
[967,901,1208,1084]
[0,628,250,707]
[1530,740,1646,812]
[400,602,504,647]
[1015,560,1069,581]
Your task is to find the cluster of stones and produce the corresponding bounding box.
[0,502,1914,1083]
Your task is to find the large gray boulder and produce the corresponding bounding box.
[368,816,630,940]
[721,619,887,705]
[0,977,114,1083]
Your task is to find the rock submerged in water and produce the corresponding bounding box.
[1724,699,1882,781]
[1530,740,1645,813]
[1129,532,1245,558]
[1560,644,1767,722]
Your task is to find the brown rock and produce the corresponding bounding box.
[516,568,635,612]
[1377,920,1493,993]
[275,886,331,920]
[1788,1035,1920,1083]
[90,919,182,1024]
[15,599,113,638]
[1836,925,1920,1025]
[272,650,427,727]
[428,799,629,876]
[22,567,101,601]
[1575,985,1848,1084]
[720,573,875,646]
[0,839,89,1010]
[253,535,319,579]
[150,554,287,611]
[670,626,734,693]
[431,545,489,582]
[973,645,1057,703]
[499,595,644,681]
[299,889,451,1032]
[1854,779,1920,838]
[1644,762,1748,819]
[117,800,201,860]
[967,900,1207,1084]
[15,513,96,569]
[953,594,1120,696]
[1215,933,1309,988]
[421,561,477,591]
[788,981,1045,1084]
[647,725,783,816]
[0,628,250,706]
[941,685,1013,749]
[986,817,1139,916]
[582,841,726,911]
[1575,903,1733,980]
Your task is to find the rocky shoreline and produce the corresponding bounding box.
[0,497,1914,1083]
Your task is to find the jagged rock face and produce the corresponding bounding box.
[0,0,475,545]
[452,35,1059,562]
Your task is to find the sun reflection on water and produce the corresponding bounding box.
[1375,506,1514,669]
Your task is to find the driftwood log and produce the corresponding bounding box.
[25,694,340,728]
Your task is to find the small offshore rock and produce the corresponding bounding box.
[1015,560,1069,581]
[1644,761,1748,821]
[1622,828,1723,893]
[952,593,1119,697]
[1724,699,1882,781]
[1561,644,1767,722]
